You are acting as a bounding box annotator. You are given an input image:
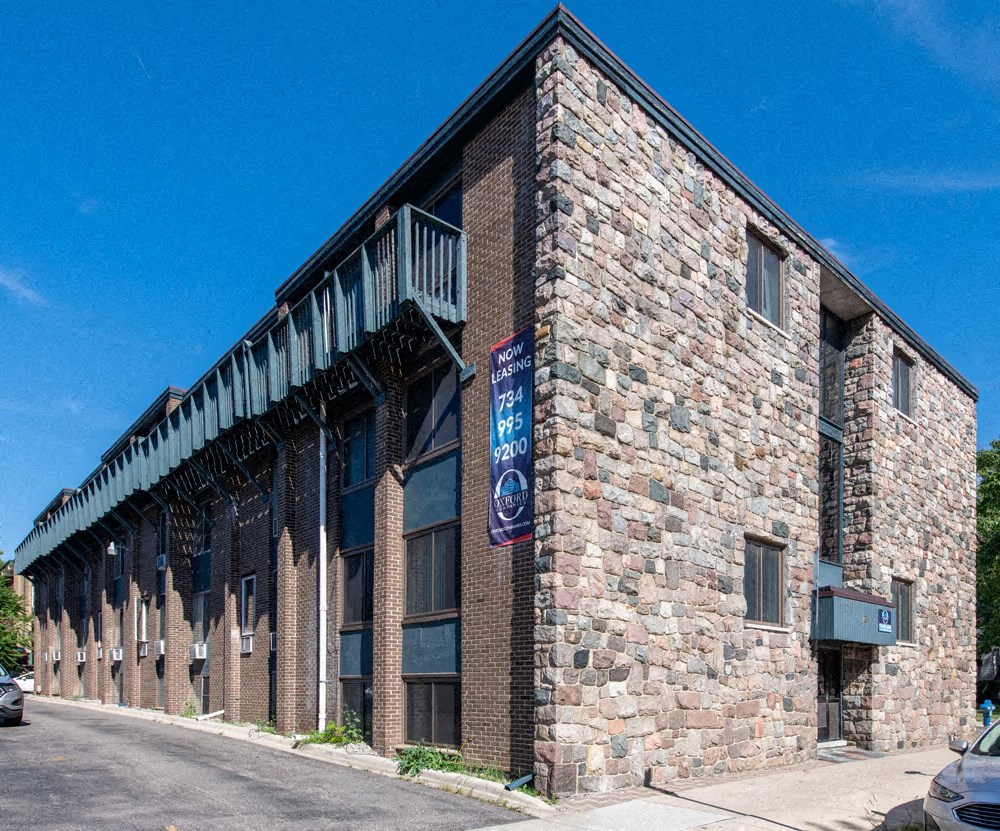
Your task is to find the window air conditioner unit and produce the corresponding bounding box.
[240,635,253,654]
[96,646,103,660]
[156,554,167,571]
[138,642,148,658]
[270,632,277,652]
[52,650,61,662]
[108,647,124,663]
[188,642,207,661]
[76,650,87,663]
[153,639,166,656]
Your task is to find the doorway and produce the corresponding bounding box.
[818,646,843,742]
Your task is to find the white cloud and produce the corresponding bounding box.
[0,267,47,306]
[863,170,1000,193]
[818,237,856,269]
[870,0,1000,94]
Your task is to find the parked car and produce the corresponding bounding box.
[15,671,33,693]
[924,721,1000,830]
[0,664,24,726]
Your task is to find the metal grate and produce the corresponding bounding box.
[957,803,1000,830]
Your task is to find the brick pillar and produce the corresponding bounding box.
[372,368,405,755]
[84,555,100,700]
[223,501,242,721]
[274,440,300,735]
[165,507,195,714]
[98,548,113,703]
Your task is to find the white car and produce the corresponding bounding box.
[14,671,33,694]
[924,721,1000,830]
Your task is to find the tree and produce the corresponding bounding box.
[978,440,1000,657]
[0,556,32,670]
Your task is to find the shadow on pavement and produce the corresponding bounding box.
[871,798,923,830]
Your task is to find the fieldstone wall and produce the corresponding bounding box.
[530,37,976,796]
[840,314,976,748]
[532,38,822,796]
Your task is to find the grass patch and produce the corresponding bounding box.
[395,743,541,796]
[180,701,197,719]
[297,710,364,746]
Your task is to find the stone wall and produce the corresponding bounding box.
[532,38,822,795]
[841,314,976,748]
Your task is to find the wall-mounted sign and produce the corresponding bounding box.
[489,327,533,547]
[878,608,893,633]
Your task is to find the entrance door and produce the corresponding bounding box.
[817,647,842,742]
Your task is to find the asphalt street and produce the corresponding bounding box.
[0,697,520,831]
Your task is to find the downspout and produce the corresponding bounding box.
[318,399,329,732]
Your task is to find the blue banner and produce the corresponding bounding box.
[489,327,534,547]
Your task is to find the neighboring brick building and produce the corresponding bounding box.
[15,7,976,797]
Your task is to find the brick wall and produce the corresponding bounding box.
[460,84,538,774]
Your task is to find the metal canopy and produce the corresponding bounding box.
[15,204,467,573]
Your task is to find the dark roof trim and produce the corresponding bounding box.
[33,489,76,528]
[275,4,976,400]
[102,386,187,464]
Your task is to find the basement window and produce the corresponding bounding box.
[405,679,460,747]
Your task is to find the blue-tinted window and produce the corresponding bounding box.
[406,364,459,459]
[343,549,373,625]
[343,409,376,488]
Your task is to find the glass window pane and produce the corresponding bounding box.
[431,183,462,228]
[744,543,760,621]
[433,366,459,447]
[366,410,376,481]
[406,682,433,743]
[820,308,845,426]
[363,549,374,623]
[406,535,433,615]
[762,247,781,325]
[434,527,459,611]
[746,235,761,314]
[407,375,433,458]
[343,553,365,624]
[345,414,367,487]
[762,548,781,624]
[434,682,460,746]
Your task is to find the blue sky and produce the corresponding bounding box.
[1,0,997,554]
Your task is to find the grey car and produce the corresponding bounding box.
[0,663,24,725]
[925,720,1000,830]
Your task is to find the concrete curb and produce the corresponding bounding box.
[27,695,554,818]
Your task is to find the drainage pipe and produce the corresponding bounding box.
[318,400,329,732]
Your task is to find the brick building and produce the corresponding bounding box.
[15,7,976,796]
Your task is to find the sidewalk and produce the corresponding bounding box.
[478,744,955,831]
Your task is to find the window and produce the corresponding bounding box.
[406,525,459,617]
[406,364,459,459]
[893,350,913,417]
[240,575,256,635]
[134,598,149,643]
[423,178,462,229]
[891,579,913,642]
[158,511,168,559]
[94,609,103,645]
[744,539,783,625]
[746,231,783,327]
[406,680,460,746]
[343,409,376,488]
[819,307,846,428]
[342,679,373,744]
[342,549,374,625]
[192,592,210,643]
